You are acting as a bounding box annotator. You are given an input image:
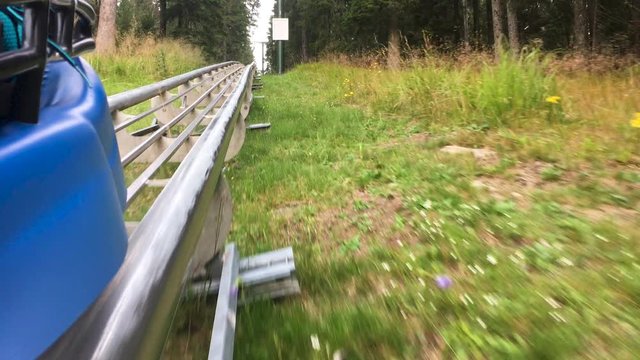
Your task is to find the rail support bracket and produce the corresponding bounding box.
[193,245,300,360]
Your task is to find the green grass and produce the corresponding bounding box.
[89,40,640,358]
[160,57,640,359]
[90,35,206,96]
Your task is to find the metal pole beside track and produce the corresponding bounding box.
[278,0,283,74]
[261,42,265,73]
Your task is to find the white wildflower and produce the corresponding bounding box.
[311,335,320,351]
[558,257,574,267]
[476,317,487,329]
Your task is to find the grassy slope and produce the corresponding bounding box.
[166,58,640,359]
[88,36,206,95]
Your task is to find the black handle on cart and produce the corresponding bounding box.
[72,0,97,54]
[0,0,98,123]
[0,0,49,123]
[50,0,74,53]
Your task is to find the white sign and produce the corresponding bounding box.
[272,18,289,41]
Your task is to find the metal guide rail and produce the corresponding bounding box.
[0,1,296,358]
[41,63,300,360]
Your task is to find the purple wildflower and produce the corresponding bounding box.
[435,275,453,289]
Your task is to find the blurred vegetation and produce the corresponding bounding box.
[160,54,640,358]
[272,0,640,70]
[114,0,258,64]
[87,35,206,95]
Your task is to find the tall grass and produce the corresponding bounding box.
[86,34,206,95]
[295,51,639,164]
[466,51,555,126]
[309,50,556,129]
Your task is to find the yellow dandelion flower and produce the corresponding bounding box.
[349,91,354,95]
[631,113,640,128]
[545,96,561,104]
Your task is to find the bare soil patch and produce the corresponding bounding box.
[272,201,308,218]
[472,161,551,208]
[575,205,638,226]
[439,145,500,167]
[315,190,418,254]
[474,161,639,225]
[277,191,420,254]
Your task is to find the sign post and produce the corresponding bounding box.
[272,1,288,75]
[261,42,266,74]
[278,0,282,74]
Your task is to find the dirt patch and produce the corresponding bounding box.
[474,161,639,226]
[281,191,419,255]
[420,332,445,360]
[439,145,500,167]
[477,228,501,247]
[513,160,548,188]
[472,161,557,208]
[319,190,417,253]
[272,201,308,218]
[576,205,638,226]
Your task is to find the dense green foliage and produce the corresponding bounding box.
[115,0,258,63]
[117,0,157,35]
[163,0,258,62]
[274,0,640,68]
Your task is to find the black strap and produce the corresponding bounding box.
[0,82,14,120]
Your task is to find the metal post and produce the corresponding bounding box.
[261,42,265,74]
[278,0,283,74]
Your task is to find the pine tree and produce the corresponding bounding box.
[506,0,519,53]
[573,0,587,51]
[491,0,505,56]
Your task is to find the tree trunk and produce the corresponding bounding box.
[633,0,640,55]
[454,0,460,44]
[573,0,587,52]
[462,0,473,49]
[472,0,480,45]
[491,0,505,57]
[506,0,519,53]
[590,0,598,51]
[387,12,401,70]
[96,0,117,53]
[486,0,494,47]
[159,0,167,37]
[301,21,308,62]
